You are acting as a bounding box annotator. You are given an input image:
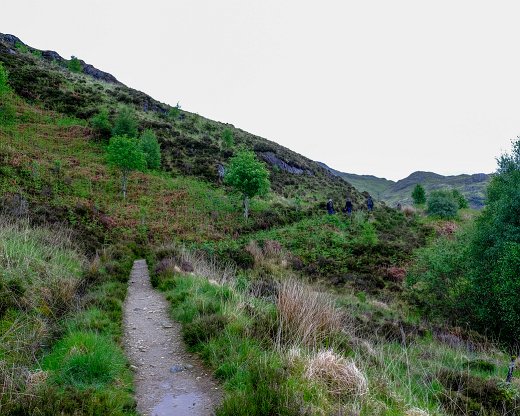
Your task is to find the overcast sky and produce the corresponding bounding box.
[2,1,519,180]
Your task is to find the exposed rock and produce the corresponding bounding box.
[259,151,313,175]
[0,32,122,85]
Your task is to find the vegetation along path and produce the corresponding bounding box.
[123,260,221,416]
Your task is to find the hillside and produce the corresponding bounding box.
[1,34,517,416]
[0,33,366,211]
[319,162,490,209]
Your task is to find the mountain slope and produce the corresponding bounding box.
[0,33,365,211]
[319,162,490,209]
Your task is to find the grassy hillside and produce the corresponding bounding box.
[318,162,395,199]
[1,34,518,416]
[320,162,490,209]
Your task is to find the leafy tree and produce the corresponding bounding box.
[90,108,112,139]
[0,63,15,125]
[106,136,146,199]
[466,139,520,347]
[68,56,82,73]
[411,184,426,205]
[112,107,138,138]
[426,190,458,219]
[168,102,181,122]
[451,189,468,209]
[0,62,10,96]
[139,129,161,170]
[221,128,234,149]
[225,150,270,219]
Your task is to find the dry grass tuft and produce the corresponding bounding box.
[305,349,368,398]
[156,243,236,284]
[405,408,430,416]
[276,279,342,349]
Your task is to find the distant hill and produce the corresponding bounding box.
[318,163,490,209]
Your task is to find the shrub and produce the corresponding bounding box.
[221,128,234,149]
[452,189,469,209]
[426,190,458,219]
[466,139,520,347]
[90,108,112,139]
[112,106,138,138]
[168,102,181,121]
[139,129,161,170]
[406,226,471,318]
[67,56,82,73]
[0,62,10,96]
[412,184,426,205]
[183,314,228,347]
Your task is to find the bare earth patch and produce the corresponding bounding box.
[123,260,221,416]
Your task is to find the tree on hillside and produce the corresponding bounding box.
[411,184,426,205]
[139,129,161,170]
[451,189,468,209]
[467,138,520,347]
[0,62,10,96]
[112,107,138,138]
[168,102,181,122]
[225,150,270,220]
[90,108,112,139]
[221,128,234,150]
[68,56,82,73]
[107,135,146,199]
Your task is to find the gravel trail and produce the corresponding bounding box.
[123,259,221,416]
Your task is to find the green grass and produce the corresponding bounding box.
[42,331,128,389]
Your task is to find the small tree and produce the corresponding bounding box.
[112,107,138,138]
[68,56,82,73]
[221,128,234,149]
[411,184,426,205]
[225,150,270,219]
[451,189,469,209]
[426,190,458,219]
[90,108,112,139]
[168,102,181,122]
[106,135,146,199]
[0,62,10,96]
[139,129,161,170]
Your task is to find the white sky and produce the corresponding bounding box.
[2,1,519,180]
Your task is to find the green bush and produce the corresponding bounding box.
[466,140,520,346]
[112,106,138,138]
[426,190,459,219]
[406,226,471,318]
[90,108,112,139]
[452,189,469,209]
[412,184,426,205]
[139,129,161,170]
[68,56,82,73]
[0,62,10,96]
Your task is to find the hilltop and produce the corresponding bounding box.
[319,161,490,208]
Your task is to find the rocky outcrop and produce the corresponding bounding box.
[0,33,122,85]
[259,151,313,175]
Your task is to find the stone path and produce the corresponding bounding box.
[123,260,221,416]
